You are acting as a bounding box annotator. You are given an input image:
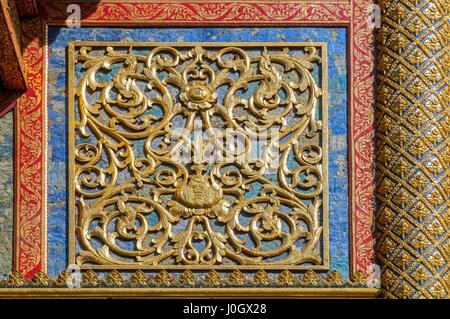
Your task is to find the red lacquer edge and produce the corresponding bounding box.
[14,0,375,279]
[14,17,47,277]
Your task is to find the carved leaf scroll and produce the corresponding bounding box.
[69,43,328,269]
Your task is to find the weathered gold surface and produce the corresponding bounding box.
[68,42,329,270]
[376,0,449,299]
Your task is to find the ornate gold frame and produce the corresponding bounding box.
[6,0,382,298]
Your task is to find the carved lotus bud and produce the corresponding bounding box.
[169,174,231,221]
[180,81,217,111]
[177,175,221,210]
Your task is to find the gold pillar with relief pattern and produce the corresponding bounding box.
[376,0,450,298]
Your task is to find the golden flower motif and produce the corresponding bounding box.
[382,269,395,288]
[180,81,218,111]
[430,283,446,298]
[379,207,394,226]
[425,34,441,52]
[411,233,430,253]
[407,17,425,36]
[409,172,428,190]
[394,220,413,238]
[408,48,425,66]
[426,220,444,238]
[411,201,428,221]
[424,65,442,83]
[409,139,427,158]
[408,109,427,128]
[395,251,412,270]
[169,171,230,222]
[425,127,443,146]
[380,238,395,255]
[412,266,430,284]
[392,95,408,114]
[428,252,444,269]
[425,97,442,113]
[426,189,443,207]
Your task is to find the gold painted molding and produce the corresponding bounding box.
[376,0,450,298]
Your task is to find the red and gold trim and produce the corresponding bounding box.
[14,18,47,278]
[350,0,376,274]
[14,0,376,278]
[41,0,351,25]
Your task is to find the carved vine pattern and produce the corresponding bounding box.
[72,44,326,267]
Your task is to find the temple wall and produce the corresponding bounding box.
[46,26,350,278]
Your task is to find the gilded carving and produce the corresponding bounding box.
[32,271,49,286]
[68,42,329,271]
[82,270,101,287]
[0,268,371,290]
[254,269,270,285]
[278,269,295,286]
[129,269,149,286]
[376,0,449,299]
[204,270,221,286]
[178,270,196,286]
[155,270,173,286]
[8,271,25,286]
[106,270,125,286]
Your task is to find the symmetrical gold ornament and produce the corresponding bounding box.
[68,42,329,270]
[376,0,449,299]
[0,269,368,289]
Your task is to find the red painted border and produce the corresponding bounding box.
[350,0,376,273]
[14,0,375,278]
[15,18,46,277]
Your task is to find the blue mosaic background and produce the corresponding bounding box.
[0,111,13,280]
[47,27,348,277]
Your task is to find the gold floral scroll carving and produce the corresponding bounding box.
[68,42,329,270]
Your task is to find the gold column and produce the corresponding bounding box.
[376,0,449,298]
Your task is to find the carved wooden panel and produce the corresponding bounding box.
[68,42,329,270]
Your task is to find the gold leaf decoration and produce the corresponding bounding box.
[204,270,221,286]
[106,270,124,286]
[32,271,49,286]
[129,270,149,286]
[8,271,25,287]
[68,42,328,270]
[228,270,246,286]
[278,270,295,286]
[178,270,196,286]
[154,270,173,286]
[82,270,101,287]
[254,270,270,285]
